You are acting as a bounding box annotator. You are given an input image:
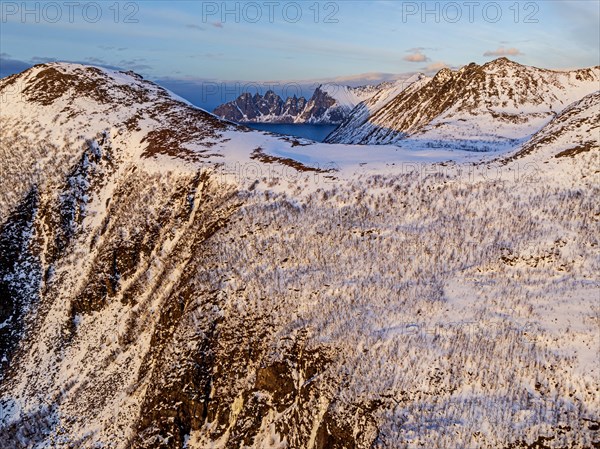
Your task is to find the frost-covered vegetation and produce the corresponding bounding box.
[190,163,599,448]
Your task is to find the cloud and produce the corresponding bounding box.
[186,24,205,31]
[30,56,57,64]
[404,52,430,63]
[322,72,410,86]
[98,46,128,52]
[86,57,109,65]
[422,61,451,74]
[118,58,152,72]
[483,47,523,57]
[407,47,438,53]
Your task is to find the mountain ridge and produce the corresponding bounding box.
[326,58,600,151]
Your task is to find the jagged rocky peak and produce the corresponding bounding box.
[215,90,287,123]
[213,82,379,124]
[283,94,307,116]
[484,56,518,68]
[432,67,454,83]
[297,85,340,123]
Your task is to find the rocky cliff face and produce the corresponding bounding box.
[214,84,375,125]
[0,63,599,449]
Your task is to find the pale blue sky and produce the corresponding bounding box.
[1,1,598,108]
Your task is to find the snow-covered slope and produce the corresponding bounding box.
[0,62,599,449]
[326,58,600,151]
[316,82,379,110]
[507,90,600,162]
[326,73,428,142]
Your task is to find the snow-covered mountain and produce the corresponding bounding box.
[326,58,600,151]
[1,62,599,449]
[214,83,379,124]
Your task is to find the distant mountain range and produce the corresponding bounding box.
[213,83,382,124]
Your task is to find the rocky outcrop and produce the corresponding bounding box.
[505,91,600,161]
